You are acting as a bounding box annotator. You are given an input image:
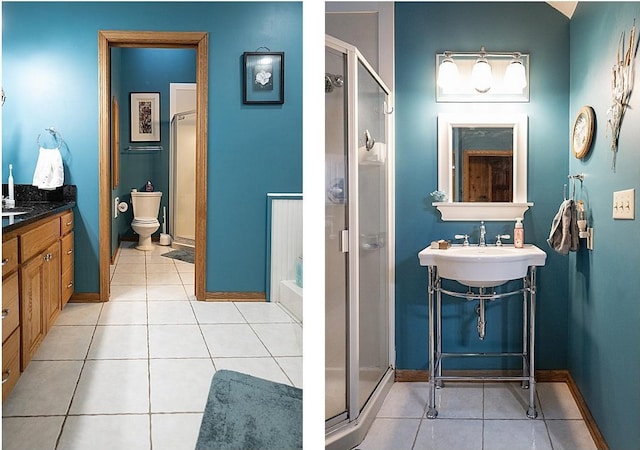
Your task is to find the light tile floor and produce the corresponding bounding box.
[2,242,302,450]
[356,381,598,450]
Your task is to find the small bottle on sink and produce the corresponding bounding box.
[514,218,524,248]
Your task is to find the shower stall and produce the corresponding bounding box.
[169,109,196,248]
[325,35,395,449]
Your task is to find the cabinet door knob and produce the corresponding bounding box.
[2,370,11,384]
[66,221,73,226]
[67,282,73,289]
[2,258,8,266]
[1,309,9,319]
[67,249,73,255]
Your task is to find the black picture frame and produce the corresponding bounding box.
[243,52,284,104]
[130,92,161,142]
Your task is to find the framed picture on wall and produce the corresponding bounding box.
[130,92,160,142]
[243,52,284,104]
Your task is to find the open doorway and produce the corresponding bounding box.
[98,31,208,301]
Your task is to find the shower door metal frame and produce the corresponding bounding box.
[325,34,396,447]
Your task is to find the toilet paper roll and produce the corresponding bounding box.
[117,201,129,213]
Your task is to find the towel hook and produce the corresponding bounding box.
[37,127,64,149]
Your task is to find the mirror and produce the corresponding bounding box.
[435,113,532,221]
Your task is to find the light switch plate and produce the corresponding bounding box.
[613,189,635,219]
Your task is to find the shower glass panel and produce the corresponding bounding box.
[170,110,196,248]
[325,46,348,423]
[357,61,389,411]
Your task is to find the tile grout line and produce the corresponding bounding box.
[53,302,104,450]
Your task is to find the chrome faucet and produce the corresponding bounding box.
[479,221,486,247]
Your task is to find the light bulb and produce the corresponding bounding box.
[504,59,527,92]
[437,56,459,92]
[471,57,492,93]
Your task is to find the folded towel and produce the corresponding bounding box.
[547,199,579,255]
[32,147,64,190]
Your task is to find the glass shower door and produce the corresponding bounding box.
[356,60,389,411]
[170,111,196,247]
[325,46,348,423]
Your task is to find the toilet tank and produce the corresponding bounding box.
[131,191,162,219]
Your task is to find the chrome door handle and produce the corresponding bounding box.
[2,258,8,266]
[1,309,9,319]
[2,370,11,384]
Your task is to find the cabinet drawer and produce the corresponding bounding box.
[2,272,20,343]
[2,328,21,401]
[61,211,74,235]
[20,218,60,263]
[2,238,18,277]
[61,232,74,271]
[62,265,74,306]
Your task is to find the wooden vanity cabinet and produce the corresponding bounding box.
[2,260,21,400]
[2,209,75,400]
[60,214,74,306]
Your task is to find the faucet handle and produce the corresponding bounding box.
[454,234,470,246]
[495,234,511,246]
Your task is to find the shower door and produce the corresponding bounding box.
[325,35,393,437]
[170,110,196,248]
[325,44,349,425]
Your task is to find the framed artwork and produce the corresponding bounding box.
[130,92,160,142]
[243,52,284,104]
[111,96,120,189]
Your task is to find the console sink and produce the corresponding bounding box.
[418,244,547,287]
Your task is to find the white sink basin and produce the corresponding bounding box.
[419,244,547,287]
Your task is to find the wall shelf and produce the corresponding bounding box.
[122,145,163,153]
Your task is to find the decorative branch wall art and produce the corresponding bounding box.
[607,19,638,171]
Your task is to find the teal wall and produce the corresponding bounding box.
[569,3,640,448]
[2,2,302,294]
[112,48,197,254]
[394,2,570,371]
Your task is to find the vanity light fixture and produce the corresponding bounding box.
[436,48,529,102]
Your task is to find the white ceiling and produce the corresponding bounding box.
[547,1,578,18]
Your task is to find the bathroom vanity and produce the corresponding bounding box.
[2,185,76,401]
[418,244,546,419]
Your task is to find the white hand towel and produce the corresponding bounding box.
[32,147,64,190]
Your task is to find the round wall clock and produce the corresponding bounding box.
[571,106,595,159]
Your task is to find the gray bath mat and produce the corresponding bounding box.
[161,249,194,264]
[196,370,302,450]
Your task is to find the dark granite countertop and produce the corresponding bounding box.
[2,185,76,234]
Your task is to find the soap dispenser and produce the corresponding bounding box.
[514,218,524,248]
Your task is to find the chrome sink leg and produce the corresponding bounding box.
[427,266,438,419]
[526,267,538,419]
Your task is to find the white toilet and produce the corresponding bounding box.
[131,190,162,251]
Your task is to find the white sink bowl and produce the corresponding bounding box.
[418,244,547,287]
